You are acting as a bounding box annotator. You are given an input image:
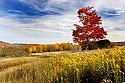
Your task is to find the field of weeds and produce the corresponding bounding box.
[0,47,125,83]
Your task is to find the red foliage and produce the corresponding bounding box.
[72,6,107,49]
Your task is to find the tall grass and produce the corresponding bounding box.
[0,47,125,83]
[0,57,37,71]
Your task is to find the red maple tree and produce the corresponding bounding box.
[72,6,107,50]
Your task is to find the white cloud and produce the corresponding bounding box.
[0,0,125,43]
[19,0,84,14]
[8,10,23,13]
[0,13,79,43]
[107,31,125,42]
[101,14,125,42]
[104,12,120,16]
[84,0,125,11]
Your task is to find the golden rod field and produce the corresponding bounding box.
[0,46,125,83]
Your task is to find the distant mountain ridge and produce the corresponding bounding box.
[0,41,125,47]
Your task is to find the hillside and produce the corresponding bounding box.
[0,41,25,47]
[0,41,12,47]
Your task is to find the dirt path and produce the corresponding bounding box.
[0,57,36,63]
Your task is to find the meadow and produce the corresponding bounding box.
[0,46,125,83]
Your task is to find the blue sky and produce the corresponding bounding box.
[0,0,125,44]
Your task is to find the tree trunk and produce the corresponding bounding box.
[85,42,88,51]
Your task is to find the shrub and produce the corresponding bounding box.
[96,39,111,49]
[0,46,29,57]
[1,47,7,57]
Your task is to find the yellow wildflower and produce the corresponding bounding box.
[115,64,120,69]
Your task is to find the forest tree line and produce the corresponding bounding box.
[0,40,124,57]
[27,43,80,53]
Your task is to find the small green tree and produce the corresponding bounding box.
[2,47,7,57]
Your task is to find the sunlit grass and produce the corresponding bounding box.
[0,46,125,83]
[0,57,38,71]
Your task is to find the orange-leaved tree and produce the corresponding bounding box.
[72,6,107,50]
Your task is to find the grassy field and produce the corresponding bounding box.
[0,47,125,83]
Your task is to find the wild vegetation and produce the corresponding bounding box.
[0,46,29,57]
[0,46,125,83]
[0,43,80,57]
[0,57,37,71]
[0,40,122,57]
